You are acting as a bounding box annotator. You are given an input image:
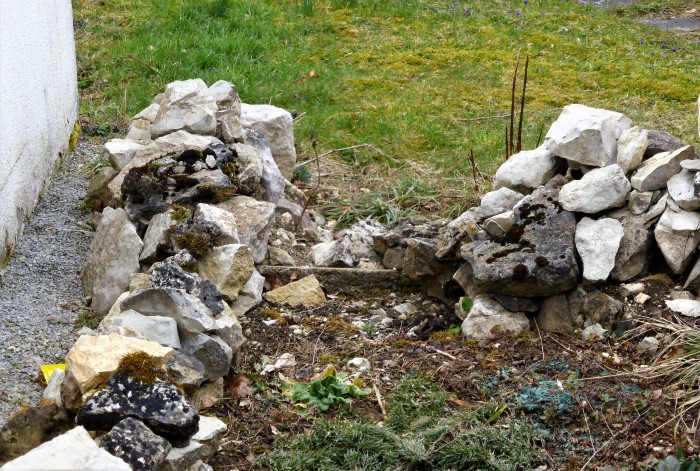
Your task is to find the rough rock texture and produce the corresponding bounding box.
[559,165,630,213]
[196,244,255,302]
[98,417,172,471]
[65,333,173,394]
[77,374,199,447]
[483,211,514,239]
[611,215,651,281]
[493,146,560,192]
[628,190,653,215]
[575,217,624,282]
[543,104,632,167]
[312,220,384,267]
[214,307,246,353]
[645,130,685,157]
[461,185,579,297]
[240,103,296,180]
[121,288,216,334]
[0,426,131,470]
[139,210,176,264]
[435,209,484,259]
[81,207,143,313]
[150,260,226,315]
[568,286,624,329]
[654,206,700,274]
[0,405,73,463]
[631,145,696,191]
[194,203,240,245]
[536,294,573,332]
[164,352,207,394]
[616,126,648,173]
[97,310,181,348]
[181,334,233,381]
[105,138,147,171]
[667,169,700,211]
[478,188,524,220]
[232,143,263,194]
[460,295,529,339]
[158,441,206,471]
[151,79,218,138]
[217,196,276,263]
[229,270,265,317]
[264,275,326,307]
[666,299,700,317]
[243,129,284,204]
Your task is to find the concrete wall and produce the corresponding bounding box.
[0,0,78,264]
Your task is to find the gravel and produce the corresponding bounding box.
[0,139,98,427]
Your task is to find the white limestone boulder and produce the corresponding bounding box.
[667,169,700,211]
[194,203,240,244]
[631,145,695,191]
[461,295,529,340]
[104,138,147,171]
[654,206,700,274]
[264,275,326,308]
[97,309,181,348]
[559,164,630,213]
[229,270,265,317]
[151,79,218,138]
[216,196,276,263]
[120,288,217,334]
[240,103,296,180]
[544,104,632,167]
[493,145,559,192]
[616,126,648,173]
[81,208,143,314]
[140,210,177,264]
[196,244,255,302]
[575,217,624,282]
[243,128,285,203]
[479,188,524,220]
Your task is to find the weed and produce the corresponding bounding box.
[292,165,312,184]
[81,155,111,177]
[285,367,369,411]
[76,309,103,330]
[386,371,449,433]
[363,319,377,335]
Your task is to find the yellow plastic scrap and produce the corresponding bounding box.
[41,364,66,383]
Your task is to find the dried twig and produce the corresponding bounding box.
[373,384,387,416]
[467,149,480,194]
[434,349,457,361]
[509,50,521,158]
[295,143,398,168]
[294,140,322,232]
[516,55,529,154]
[120,55,161,74]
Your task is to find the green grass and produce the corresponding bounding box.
[74,0,700,202]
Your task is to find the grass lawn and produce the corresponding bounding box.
[74,0,699,210]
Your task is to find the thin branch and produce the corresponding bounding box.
[295,143,398,168]
[516,55,529,154]
[509,50,521,158]
[374,384,387,416]
[120,55,161,74]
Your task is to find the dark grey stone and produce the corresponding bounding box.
[461,185,579,297]
[644,130,685,158]
[611,214,651,281]
[567,286,624,329]
[77,374,199,447]
[491,293,540,313]
[99,418,171,471]
[164,351,207,395]
[181,333,233,381]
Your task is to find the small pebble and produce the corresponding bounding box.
[634,292,651,304]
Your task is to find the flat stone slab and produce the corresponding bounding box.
[640,18,700,32]
[258,266,405,296]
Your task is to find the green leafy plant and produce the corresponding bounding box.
[292,164,312,183]
[285,367,369,411]
[461,296,473,313]
[653,446,700,471]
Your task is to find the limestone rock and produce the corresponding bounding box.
[478,188,524,220]
[99,418,171,471]
[312,220,383,267]
[98,310,181,348]
[41,369,65,406]
[86,167,118,204]
[461,186,579,297]
[158,441,205,471]
[214,306,246,353]
[383,246,406,270]
[140,210,176,264]
[575,217,624,282]
[559,165,630,214]
[81,207,143,314]
[65,333,174,394]
[616,126,648,173]
[130,273,151,291]
[217,196,276,263]
[654,206,700,274]
[105,138,147,171]
[149,260,226,315]
[193,203,240,244]
[403,238,439,278]
[490,294,539,313]
[196,244,254,302]
[620,282,645,297]
[191,415,227,457]
[265,275,326,308]
[666,299,700,317]
[229,270,265,317]
[643,193,668,227]
[493,145,560,192]
[164,352,207,394]
[638,336,659,354]
[121,288,216,334]
[243,129,284,204]
[628,190,653,214]
[232,143,263,194]
[268,246,295,266]
[684,256,700,290]
[181,334,233,381]
[631,145,695,191]
[435,209,484,259]
[536,294,573,332]
[667,169,700,211]
[543,104,632,167]
[645,130,685,157]
[582,323,607,341]
[568,286,624,329]
[0,426,131,471]
[240,103,296,180]
[483,211,514,239]
[77,374,199,447]
[151,79,218,138]
[460,295,529,340]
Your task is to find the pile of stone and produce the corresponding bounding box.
[2,77,330,470]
